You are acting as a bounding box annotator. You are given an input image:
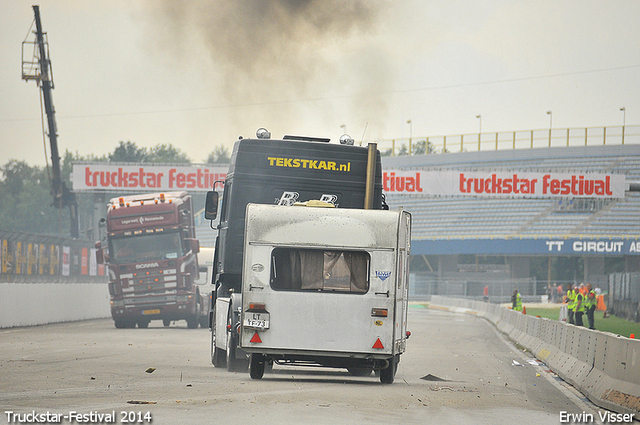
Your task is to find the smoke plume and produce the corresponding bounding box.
[145,0,391,140]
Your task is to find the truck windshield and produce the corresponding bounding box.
[270,248,369,293]
[110,232,184,264]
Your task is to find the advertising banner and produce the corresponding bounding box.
[383,170,626,199]
[72,163,227,192]
[89,248,97,276]
[62,246,70,277]
[81,248,89,275]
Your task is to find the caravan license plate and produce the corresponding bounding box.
[244,312,270,330]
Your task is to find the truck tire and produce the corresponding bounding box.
[226,333,245,372]
[187,300,200,329]
[226,326,248,372]
[249,354,265,379]
[211,331,226,368]
[163,319,171,327]
[114,319,135,329]
[187,317,198,329]
[137,320,149,329]
[380,355,398,384]
[199,316,208,328]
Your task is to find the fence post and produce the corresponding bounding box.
[531,130,534,148]
[604,127,607,145]
[585,128,588,146]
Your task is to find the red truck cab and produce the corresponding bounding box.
[100,192,202,328]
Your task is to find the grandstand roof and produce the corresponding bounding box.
[382,144,640,256]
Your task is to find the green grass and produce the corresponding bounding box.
[526,307,640,338]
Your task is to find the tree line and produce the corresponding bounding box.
[0,142,230,236]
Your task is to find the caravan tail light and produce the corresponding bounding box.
[248,303,266,312]
[371,308,388,317]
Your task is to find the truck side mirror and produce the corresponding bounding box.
[205,191,219,220]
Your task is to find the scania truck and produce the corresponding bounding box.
[204,129,406,380]
[98,191,203,328]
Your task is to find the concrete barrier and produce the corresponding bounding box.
[0,281,111,328]
[430,295,640,416]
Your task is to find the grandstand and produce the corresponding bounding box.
[382,144,640,300]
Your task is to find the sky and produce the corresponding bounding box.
[1,0,639,168]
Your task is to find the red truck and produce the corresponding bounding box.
[97,192,203,329]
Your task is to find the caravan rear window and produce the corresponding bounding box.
[270,248,370,293]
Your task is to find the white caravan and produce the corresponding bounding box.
[239,203,411,383]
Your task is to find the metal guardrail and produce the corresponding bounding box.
[372,125,640,156]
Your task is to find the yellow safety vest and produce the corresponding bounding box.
[566,289,577,309]
[574,293,586,313]
[585,290,596,309]
[514,293,522,311]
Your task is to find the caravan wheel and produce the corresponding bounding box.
[380,355,398,384]
[249,354,265,379]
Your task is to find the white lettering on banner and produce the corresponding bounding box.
[381,170,625,199]
[630,242,640,252]
[72,164,227,192]
[573,241,624,253]
[546,241,565,252]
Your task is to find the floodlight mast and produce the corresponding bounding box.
[25,5,79,238]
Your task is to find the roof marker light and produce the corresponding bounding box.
[339,134,355,145]
[256,128,271,139]
[119,197,125,207]
[160,193,165,203]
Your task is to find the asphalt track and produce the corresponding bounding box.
[0,305,606,425]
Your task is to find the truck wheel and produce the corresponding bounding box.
[137,320,149,329]
[249,354,265,379]
[114,319,127,329]
[187,317,198,329]
[211,331,227,368]
[226,333,241,372]
[380,356,398,384]
[226,329,248,372]
[163,319,171,327]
